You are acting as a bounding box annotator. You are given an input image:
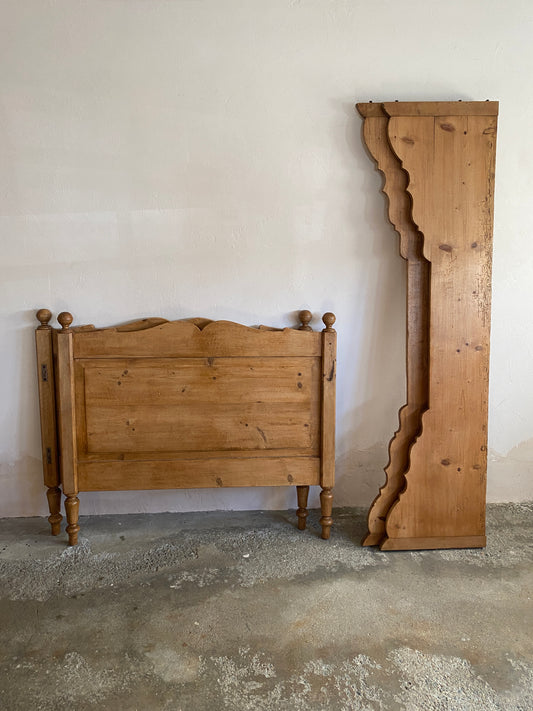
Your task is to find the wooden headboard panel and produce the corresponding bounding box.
[35,310,336,545]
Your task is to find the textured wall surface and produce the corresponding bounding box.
[1,0,532,516]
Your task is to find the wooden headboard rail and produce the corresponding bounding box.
[35,309,336,545]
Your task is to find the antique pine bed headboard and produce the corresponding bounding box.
[35,309,336,546]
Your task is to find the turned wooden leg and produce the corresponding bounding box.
[64,495,80,546]
[46,486,63,536]
[296,485,309,530]
[319,487,333,540]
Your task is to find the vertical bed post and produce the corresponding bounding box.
[295,309,313,530]
[320,313,336,539]
[35,309,62,535]
[56,312,80,546]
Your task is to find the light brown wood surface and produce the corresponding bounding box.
[55,313,80,545]
[78,457,321,491]
[383,101,498,117]
[35,310,337,544]
[381,535,486,551]
[320,313,337,491]
[357,105,429,547]
[35,309,62,535]
[78,357,320,454]
[73,320,323,359]
[357,100,497,550]
[296,485,310,530]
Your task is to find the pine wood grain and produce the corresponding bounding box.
[385,112,495,542]
[35,312,336,545]
[78,357,320,454]
[35,310,62,535]
[55,324,78,498]
[380,535,486,551]
[356,105,429,547]
[78,457,321,491]
[320,315,337,490]
[73,320,323,359]
[55,313,80,546]
[35,312,60,490]
[357,101,497,550]
[383,101,498,117]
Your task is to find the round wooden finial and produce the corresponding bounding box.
[36,309,52,329]
[322,312,336,332]
[57,312,73,331]
[298,310,313,331]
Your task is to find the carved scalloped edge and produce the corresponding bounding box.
[374,117,431,545]
[365,148,413,260]
[358,106,420,260]
[381,113,432,264]
[72,317,311,336]
[361,116,413,544]
[359,109,430,546]
[74,317,212,333]
[363,404,414,545]
[360,103,496,549]
[379,407,431,548]
[363,394,429,543]
[378,108,497,548]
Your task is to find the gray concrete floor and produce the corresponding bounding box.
[0,504,532,710]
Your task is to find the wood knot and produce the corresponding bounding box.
[439,244,453,253]
[401,136,415,145]
[440,122,455,132]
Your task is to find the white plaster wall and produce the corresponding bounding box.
[1,0,532,517]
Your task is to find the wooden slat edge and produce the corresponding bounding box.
[78,447,320,462]
[356,102,387,118]
[78,457,321,491]
[380,535,486,550]
[383,101,499,117]
[73,330,323,359]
